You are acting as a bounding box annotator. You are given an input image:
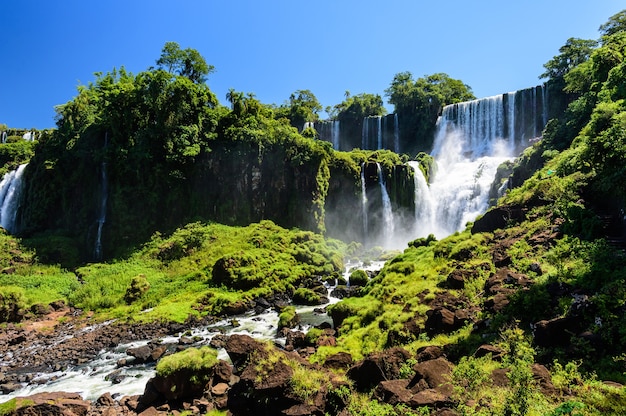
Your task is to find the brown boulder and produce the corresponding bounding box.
[323,352,353,370]
[409,358,454,395]
[416,345,444,362]
[374,379,413,405]
[408,389,454,408]
[225,334,266,370]
[347,348,412,391]
[13,392,90,416]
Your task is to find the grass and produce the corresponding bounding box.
[155,346,218,377]
[0,220,347,323]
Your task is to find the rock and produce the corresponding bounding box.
[30,303,51,316]
[532,363,556,395]
[127,345,153,363]
[150,345,167,361]
[285,330,307,350]
[105,368,127,384]
[374,379,413,405]
[409,358,454,395]
[0,382,21,394]
[491,368,510,387]
[425,307,467,334]
[445,269,469,289]
[473,344,504,361]
[49,300,66,311]
[416,345,444,362]
[323,352,353,370]
[213,360,234,384]
[347,348,412,391]
[472,205,525,234]
[533,317,576,347]
[12,392,91,415]
[96,392,116,406]
[485,293,512,313]
[225,334,265,371]
[408,388,454,408]
[211,382,229,396]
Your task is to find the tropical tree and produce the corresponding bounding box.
[540,37,598,82]
[156,41,215,84]
[599,9,626,38]
[385,72,474,151]
[275,89,322,129]
[332,92,386,122]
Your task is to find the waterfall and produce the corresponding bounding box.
[302,121,315,131]
[361,118,369,149]
[377,116,382,149]
[332,120,340,150]
[360,163,368,240]
[415,86,548,238]
[0,164,27,234]
[1,131,6,144]
[394,113,400,153]
[94,133,109,260]
[377,163,394,244]
[541,84,548,127]
[407,161,435,236]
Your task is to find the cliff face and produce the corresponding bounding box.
[17,132,415,260]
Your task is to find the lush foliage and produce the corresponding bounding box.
[385,72,475,152]
[155,346,218,377]
[331,92,387,122]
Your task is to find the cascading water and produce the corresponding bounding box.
[377,116,382,149]
[1,131,6,144]
[377,163,394,244]
[94,133,109,260]
[407,161,435,236]
[0,164,27,234]
[413,87,548,238]
[332,120,340,150]
[393,113,400,153]
[360,163,368,240]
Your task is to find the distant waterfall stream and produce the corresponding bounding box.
[0,164,27,234]
[94,133,109,260]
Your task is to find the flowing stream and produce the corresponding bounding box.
[0,260,385,402]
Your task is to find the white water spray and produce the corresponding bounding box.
[360,163,368,239]
[413,88,547,238]
[377,163,394,244]
[0,164,27,233]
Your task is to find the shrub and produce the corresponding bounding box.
[278,306,299,329]
[124,274,150,304]
[0,287,25,323]
[156,346,218,377]
[349,269,368,286]
[292,287,322,305]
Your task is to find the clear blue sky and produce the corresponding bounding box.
[1,1,623,129]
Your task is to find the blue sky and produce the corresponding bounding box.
[1,1,623,129]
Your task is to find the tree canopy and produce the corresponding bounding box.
[156,41,215,84]
[385,72,474,151]
[331,92,386,123]
[274,89,323,130]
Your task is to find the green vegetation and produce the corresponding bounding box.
[5,11,626,414]
[385,72,475,152]
[155,346,218,377]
